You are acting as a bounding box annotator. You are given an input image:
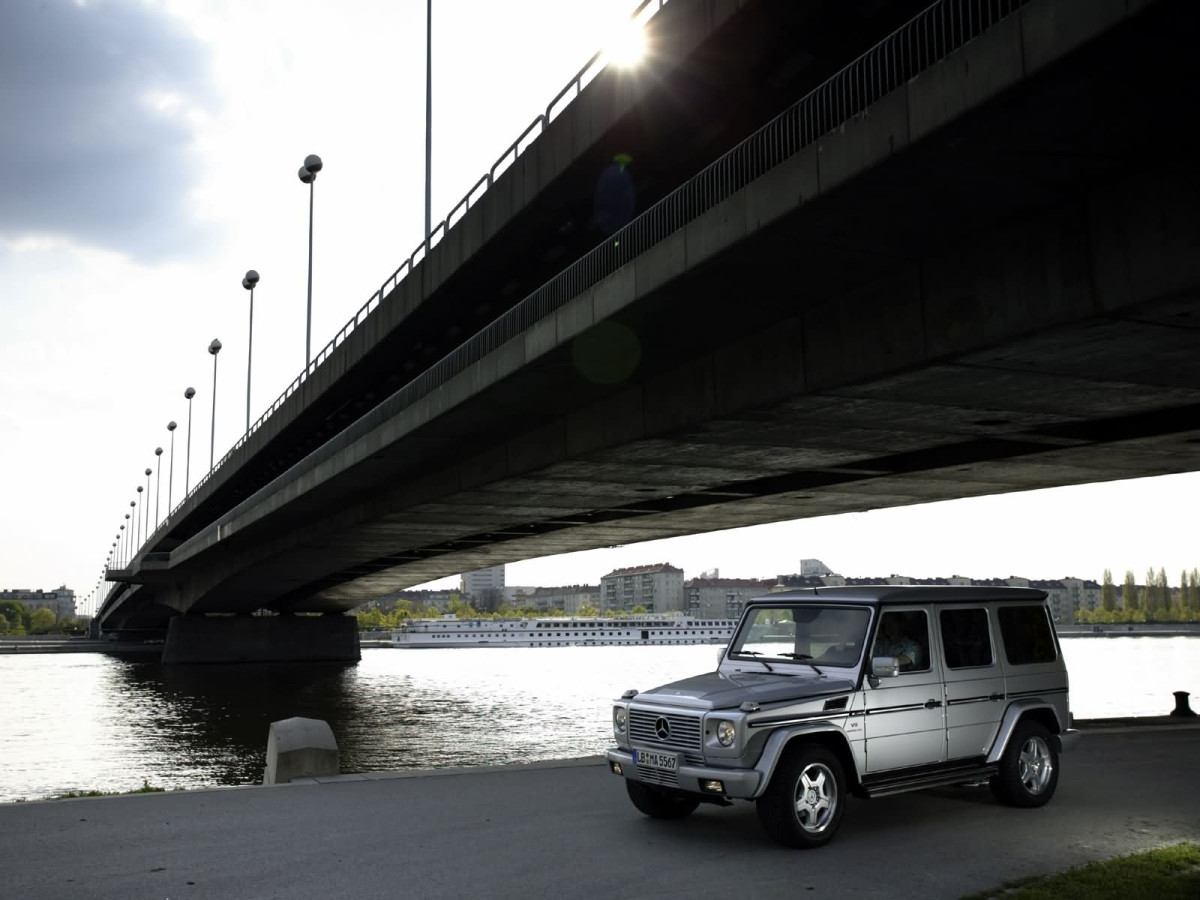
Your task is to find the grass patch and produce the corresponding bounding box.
[49,780,169,800]
[964,842,1200,899]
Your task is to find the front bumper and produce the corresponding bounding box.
[605,748,761,799]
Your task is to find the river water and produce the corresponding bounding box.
[2,637,1197,803]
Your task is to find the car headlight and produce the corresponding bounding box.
[613,706,627,734]
[716,719,735,746]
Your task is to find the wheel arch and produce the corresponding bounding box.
[986,700,1063,764]
[753,725,859,798]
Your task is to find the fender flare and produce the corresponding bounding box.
[986,699,1063,764]
[751,723,858,799]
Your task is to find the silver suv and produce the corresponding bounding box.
[606,586,1079,848]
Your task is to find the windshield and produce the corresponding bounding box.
[729,605,872,668]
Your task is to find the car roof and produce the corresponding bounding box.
[744,585,1048,606]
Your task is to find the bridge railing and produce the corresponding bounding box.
[139,1,669,543]
[123,0,1025,574]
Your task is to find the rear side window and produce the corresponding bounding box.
[939,608,993,668]
[997,605,1056,665]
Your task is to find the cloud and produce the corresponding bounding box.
[0,0,219,260]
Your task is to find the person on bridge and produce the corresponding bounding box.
[593,152,636,235]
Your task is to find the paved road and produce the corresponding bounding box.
[2,726,1197,899]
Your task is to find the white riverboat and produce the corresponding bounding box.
[389,615,736,648]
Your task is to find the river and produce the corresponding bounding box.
[1,637,1197,803]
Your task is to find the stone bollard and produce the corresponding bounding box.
[1170,691,1196,718]
[263,717,340,785]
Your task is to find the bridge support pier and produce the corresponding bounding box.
[161,614,361,665]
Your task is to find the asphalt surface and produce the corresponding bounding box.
[2,725,1198,900]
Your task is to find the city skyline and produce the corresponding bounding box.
[1,1,1196,613]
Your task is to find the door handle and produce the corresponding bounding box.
[989,693,1004,701]
[924,699,942,709]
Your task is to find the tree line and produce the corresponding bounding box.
[1077,568,1200,624]
[0,601,87,636]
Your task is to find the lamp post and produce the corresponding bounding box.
[242,269,259,433]
[154,449,163,531]
[137,484,144,548]
[297,154,323,368]
[123,511,130,561]
[208,339,222,471]
[167,421,177,512]
[184,387,196,493]
[425,0,432,241]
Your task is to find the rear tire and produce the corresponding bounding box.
[756,745,846,848]
[625,780,700,819]
[990,720,1059,807]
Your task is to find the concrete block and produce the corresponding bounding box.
[263,717,339,785]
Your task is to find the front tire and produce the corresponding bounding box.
[990,720,1059,807]
[625,780,700,819]
[756,745,846,848]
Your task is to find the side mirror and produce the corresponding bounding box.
[871,656,900,678]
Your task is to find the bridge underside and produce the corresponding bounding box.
[104,0,1200,633]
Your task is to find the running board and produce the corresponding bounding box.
[859,764,998,798]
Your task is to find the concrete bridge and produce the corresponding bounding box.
[99,0,1200,661]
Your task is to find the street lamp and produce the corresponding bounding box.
[242,269,259,433]
[124,510,131,560]
[154,449,163,531]
[208,339,222,471]
[298,154,323,368]
[184,387,196,494]
[167,421,177,512]
[137,484,145,547]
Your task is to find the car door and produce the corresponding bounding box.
[936,605,1006,760]
[862,606,946,773]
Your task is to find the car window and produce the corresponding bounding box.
[729,605,871,666]
[997,605,1056,665]
[939,608,993,668]
[872,610,929,672]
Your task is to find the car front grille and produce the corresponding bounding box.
[629,709,704,765]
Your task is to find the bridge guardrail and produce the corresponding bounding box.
[111,0,1025,596]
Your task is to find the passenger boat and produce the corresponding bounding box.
[389,615,735,648]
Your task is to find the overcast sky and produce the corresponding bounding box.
[1,0,1196,614]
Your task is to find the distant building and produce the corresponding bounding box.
[462,565,506,611]
[0,585,77,620]
[601,563,685,614]
[685,577,772,618]
[800,559,834,577]
[527,584,602,614]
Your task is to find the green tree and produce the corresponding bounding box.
[1142,568,1156,613]
[1157,568,1170,615]
[1123,571,1139,612]
[1190,569,1200,611]
[29,607,57,634]
[1101,569,1117,612]
[577,605,599,617]
[631,605,647,614]
[0,600,30,631]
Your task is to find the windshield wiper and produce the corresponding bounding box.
[780,653,824,676]
[736,650,775,673]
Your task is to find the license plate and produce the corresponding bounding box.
[633,748,679,771]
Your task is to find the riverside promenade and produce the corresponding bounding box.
[1,723,1198,899]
